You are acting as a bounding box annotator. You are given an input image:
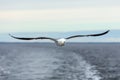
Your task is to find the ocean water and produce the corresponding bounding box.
[0,43,120,80]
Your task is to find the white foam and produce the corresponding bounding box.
[0,47,102,80]
[72,53,101,80]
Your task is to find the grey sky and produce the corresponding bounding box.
[0,0,120,10]
[0,0,120,33]
[0,0,120,42]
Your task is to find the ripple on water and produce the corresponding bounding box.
[0,48,101,80]
[42,50,101,80]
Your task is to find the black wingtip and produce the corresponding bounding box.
[97,30,110,36]
[9,34,21,39]
[8,34,12,37]
[9,34,13,37]
[105,30,110,34]
[107,30,110,32]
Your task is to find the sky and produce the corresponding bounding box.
[0,0,120,42]
[0,0,120,33]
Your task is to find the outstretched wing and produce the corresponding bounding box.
[9,34,57,42]
[66,30,110,39]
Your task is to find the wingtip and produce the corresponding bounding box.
[104,30,110,34]
[9,34,15,38]
[106,30,110,33]
[9,34,13,37]
[107,30,110,32]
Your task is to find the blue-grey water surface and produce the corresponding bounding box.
[0,43,120,80]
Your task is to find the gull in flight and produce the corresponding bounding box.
[9,30,109,46]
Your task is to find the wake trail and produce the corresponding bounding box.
[44,49,102,80]
[0,47,101,80]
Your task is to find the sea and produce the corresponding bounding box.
[0,43,120,80]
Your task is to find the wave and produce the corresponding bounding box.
[0,47,101,80]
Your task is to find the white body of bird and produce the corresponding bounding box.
[56,38,66,46]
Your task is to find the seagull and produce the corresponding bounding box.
[9,30,109,46]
